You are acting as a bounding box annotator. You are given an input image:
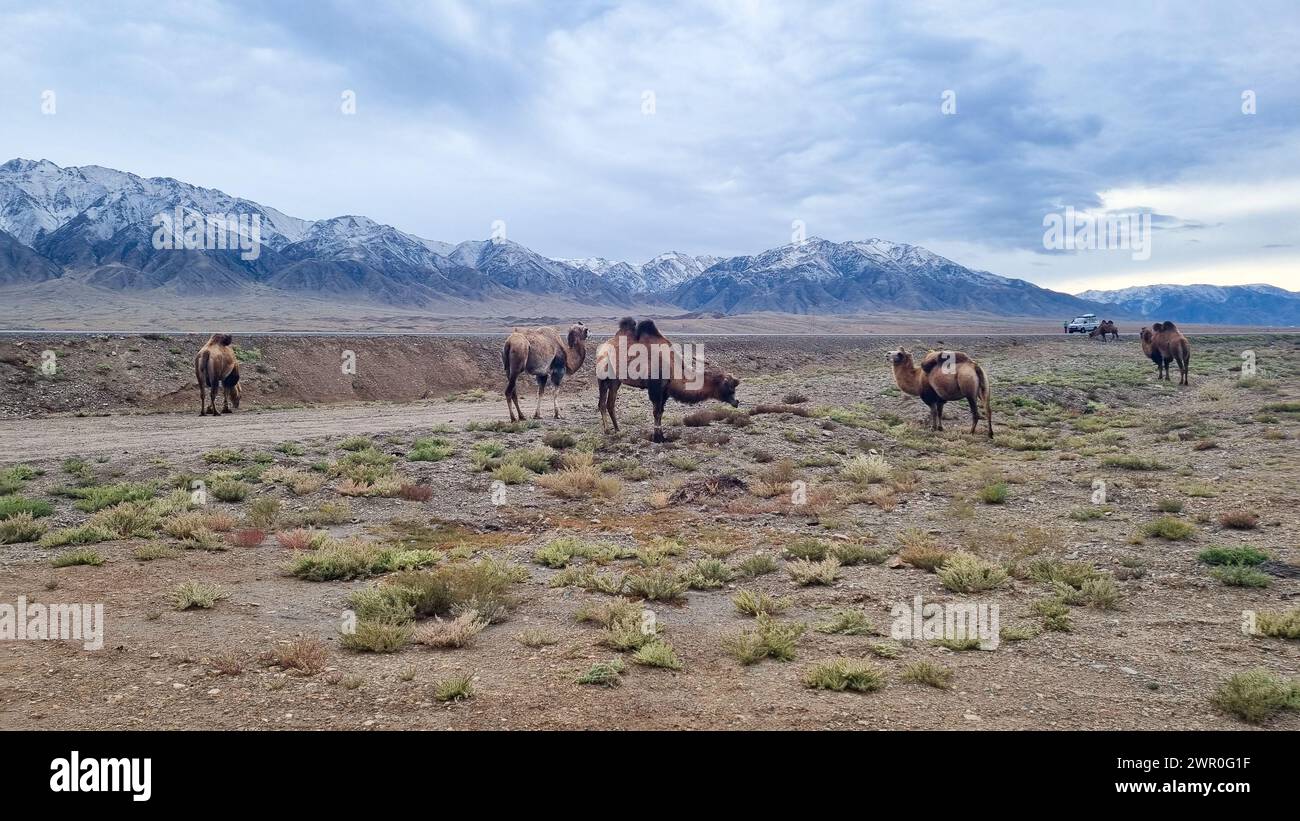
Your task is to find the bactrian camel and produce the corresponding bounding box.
[195,333,242,416]
[596,317,740,443]
[888,348,992,437]
[1140,321,1190,385]
[502,322,589,421]
[1089,319,1119,341]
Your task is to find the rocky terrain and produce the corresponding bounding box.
[0,332,1296,730]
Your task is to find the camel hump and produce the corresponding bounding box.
[207,333,233,347]
[1159,321,1177,332]
[920,350,971,373]
[635,319,662,340]
[618,317,637,333]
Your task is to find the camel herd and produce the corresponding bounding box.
[193,319,1193,437]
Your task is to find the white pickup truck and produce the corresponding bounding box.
[1065,313,1101,333]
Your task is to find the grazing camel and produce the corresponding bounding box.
[194,333,241,416]
[887,348,992,437]
[502,322,589,421]
[1089,320,1119,341]
[596,317,740,443]
[1139,322,1190,385]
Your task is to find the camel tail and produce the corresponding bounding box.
[618,317,637,333]
[976,364,993,437]
[502,342,512,375]
[635,319,661,340]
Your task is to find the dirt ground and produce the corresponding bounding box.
[0,332,1296,730]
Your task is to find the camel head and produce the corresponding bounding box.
[705,369,741,407]
[886,348,913,367]
[230,381,242,409]
[1139,326,1153,343]
[567,323,589,347]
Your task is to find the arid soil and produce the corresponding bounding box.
[0,332,1296,730]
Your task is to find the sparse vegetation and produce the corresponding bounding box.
[814,609,873,635]
[937,552,1008,593]
[52,548,104,568]
[172,581,229,610]
[1210,669,1300,724]
[802,659,885,692]
[901,661,953,689]
[1139,516,1195,541]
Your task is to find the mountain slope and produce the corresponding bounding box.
[0,229,62,286]
[1077,284,1300,326]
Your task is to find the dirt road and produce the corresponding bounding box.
[0,400,563,462]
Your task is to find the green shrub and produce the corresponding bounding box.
[1210,566,1272,588]
[1140,516,1195,540]
[1211,669,1300,724]
[340,620,412,653]
[0,496,54,519]
[52,548,104,567]
[0,512,47,544]
[937,552,1008,593]
[977,481,1009,504]
[1198,546,1269,566]
[802,659,885,692]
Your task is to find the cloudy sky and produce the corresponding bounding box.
[2,0,1297,293]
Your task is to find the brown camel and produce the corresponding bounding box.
[1139,321,1190,385]
[1089,320,1119,341]
[596,317,740,443]
[194,333,241,416]
[502,322,589,421]
[887,348,992,437]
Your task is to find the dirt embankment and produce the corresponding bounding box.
[0,334,512,419]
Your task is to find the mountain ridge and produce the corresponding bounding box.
[1,158,1294,325]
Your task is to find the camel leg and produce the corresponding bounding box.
[551,378,561,419]
[198,381,208,416]
[505,375,517,422]
[934,400,945,431]
[207,383,220,416]
[221,385,232,414]
[648,381,667,443]
[533,374,546,419]
[607,381,621,432]
[967,395,979,435]
[511,382,525,421]
[598,380,616,432]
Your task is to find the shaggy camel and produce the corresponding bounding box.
[1090,320,1119,341]
[887,348,992,437]
[1140,321,1190,385]
[596,317,740,443]
[502,322,589,421]
[194,333,241,416]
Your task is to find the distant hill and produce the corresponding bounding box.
[1077,284,1300,327]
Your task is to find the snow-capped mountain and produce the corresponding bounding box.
[0,158,310,249]
[671,237,1094,316]
[559,251,720,293]
[1076,284,1300,326]
[0,158,1292,324]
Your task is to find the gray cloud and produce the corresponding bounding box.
[2,0,1297,290]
